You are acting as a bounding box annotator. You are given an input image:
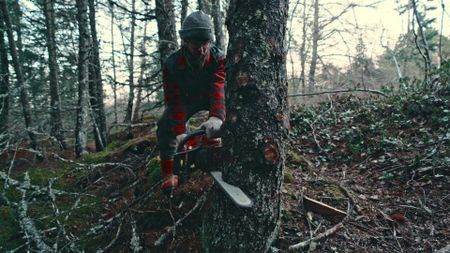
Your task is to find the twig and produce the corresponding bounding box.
[287,88,387,97]
[4,144,19,189]
[154,186,212,247]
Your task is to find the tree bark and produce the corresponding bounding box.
[88,0,107,151]
[204,1,289,252]
[0,11,9,138]
[124,0,136,123]
[75,0,90,157]
[155,0,178,67]
[212,0,225,50]
[43,0,67,149]
[0,0,39,151]
[308,0,319,92]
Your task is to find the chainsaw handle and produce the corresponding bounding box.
[175,129,206,153]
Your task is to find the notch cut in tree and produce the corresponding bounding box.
[203,1,289,252]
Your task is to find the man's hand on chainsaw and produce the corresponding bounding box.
[199,116,223,139]
[176,133,187,145]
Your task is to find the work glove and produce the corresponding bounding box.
[199,116,223,139]
[175,133,187,145]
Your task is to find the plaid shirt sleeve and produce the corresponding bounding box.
[163,66,188,135]
[208,55,226,121]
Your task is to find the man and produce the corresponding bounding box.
[157,11,226,192]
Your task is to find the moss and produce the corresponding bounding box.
[0,206,22,251]
[283,169,294,183]
[79,151,111,164]
[27,167,65,187]
[147,156,161,184]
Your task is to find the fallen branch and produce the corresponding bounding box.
[154,186,212,247]
[288,221,344,251]
[287,88,387,97]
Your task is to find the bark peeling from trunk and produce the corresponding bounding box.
[204,1,289,252]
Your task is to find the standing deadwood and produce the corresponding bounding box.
[181,0,188,27]
[203,1,289,252]
[212,0,225,50]
[132,19,149,123]
[308,0,319,92]
[0,0,39,151]
[75,0,90,157]
[124,0,136,123]
[43,0,67,149]
[0,11,9,137]
[155,0,178,67]
[109,1,118,124]
[88,0,107,151]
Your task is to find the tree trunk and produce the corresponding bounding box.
[155,0,178,67]
[181,0,188,27]
[204,1,289,252]
[124,0,136,123]
[43,0,67,149]
[0,12,8,139]
[88,0,107,151]
[212,0,225,50]
[109,1,118,124]
[308,0,319,92]
[0,0,39,151]
[75,0,90,157]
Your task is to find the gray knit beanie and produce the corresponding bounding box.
[179,11,213,41]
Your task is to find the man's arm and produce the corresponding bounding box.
[208,56,226,121]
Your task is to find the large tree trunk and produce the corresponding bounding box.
[204,1,289,252]
[308,0,319,92]
[75,0,90,157]
[88,0,107,151]
[212,0,225,50]
[43,0,67,149]
[155,0,178,67]
[124,0,136,123]
[109,1,118,124]
[0,11,9,139]
[0,0,39,151]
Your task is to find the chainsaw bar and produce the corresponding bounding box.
[210,171,253,208]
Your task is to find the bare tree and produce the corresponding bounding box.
[155,0,178,66]
[109,1,118,124]
[308,0,319,92]
[0,11,9,138]
[181,0,188,26]
[212,0,225,50]
[132,18,149,123]
[203,0,289,251]
[75,0,90,157]
[43,0,67,149]
[88,0,107,151]
[124,0,137,123]
[0,0,39,151]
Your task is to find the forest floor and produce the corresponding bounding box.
[0,85,449,252]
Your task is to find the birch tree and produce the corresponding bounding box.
[75,0,90,157]
[204,0,289,251]
[0,11,9,139]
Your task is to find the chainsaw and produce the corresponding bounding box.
[173,129,253,208]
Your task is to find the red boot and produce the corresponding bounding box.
[160,159,179,192]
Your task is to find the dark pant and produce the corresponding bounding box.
[157,103,208,160]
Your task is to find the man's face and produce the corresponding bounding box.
[185,39,210,64]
